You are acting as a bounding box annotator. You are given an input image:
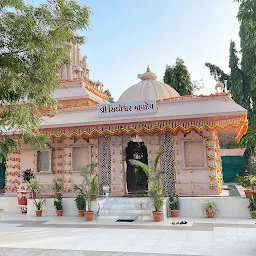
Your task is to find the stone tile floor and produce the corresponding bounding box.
[0,212,256,256]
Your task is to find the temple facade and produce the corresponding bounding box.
[4,45,248,197]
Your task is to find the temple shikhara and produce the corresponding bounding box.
[5,44,248,197]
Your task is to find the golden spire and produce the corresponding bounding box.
[146,64,151,72]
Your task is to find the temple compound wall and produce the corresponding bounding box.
[5,129,223,196]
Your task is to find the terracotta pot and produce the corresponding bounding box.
[206,211,215,218]
[56,210,63,216]
[35,210,42,217]
[31,192,37,199]
[171,210,179,217]
[17,187,30,213]
[91,195,97,201]
[152,211,162,222]
[78,210,84,216]
[250,211,256,218]
[84,211,94,221]
[244,190,253,198]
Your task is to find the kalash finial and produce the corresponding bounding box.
[138,65,157,80]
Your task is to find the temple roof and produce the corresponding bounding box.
[118,66,180,102]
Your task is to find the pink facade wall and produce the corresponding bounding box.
[175,130,223,195]
[5,129,223,196]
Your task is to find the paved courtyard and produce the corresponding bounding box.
[0,212,256,256]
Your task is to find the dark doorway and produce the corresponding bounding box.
[0,163,6,193]
[125,141,148,193]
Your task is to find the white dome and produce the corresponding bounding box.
[118,66,180,102]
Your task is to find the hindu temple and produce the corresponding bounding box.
[4,44,248,197]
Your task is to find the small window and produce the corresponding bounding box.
[37,151,50,172]
[72,147,89,168]
[184,141,205,168]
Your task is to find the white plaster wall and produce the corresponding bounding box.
[41,96,246,130]
[27,198,98,217]
[178,197,251,218]
[0,196,20,212]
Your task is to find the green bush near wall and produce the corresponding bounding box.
[221,156,245,183]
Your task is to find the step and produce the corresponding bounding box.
[105,197,151,203]
[97,214,152,221]
[102,203,152,210]
[100,209,152,215]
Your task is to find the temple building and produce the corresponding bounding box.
[4,45,248,197]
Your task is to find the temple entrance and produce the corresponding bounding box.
[125,141,148,193]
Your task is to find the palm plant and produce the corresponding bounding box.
[34,198,45,210]
[27,179,42,198]
[54,180,61,193]
[54,194,63,210]
[237,175,256,190]
[74,163,98,212]
[201,201,219,218]
[169,193,180,210]
[130,151,164,212]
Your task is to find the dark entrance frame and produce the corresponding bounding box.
[125,141,148,193]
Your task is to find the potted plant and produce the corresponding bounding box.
[54,194,63,216]
[169,193,180,217]
[74,194,86,216]
[34,198,45,217]
[202,201,219,218]
[17,169,35,213]
[248,195,256,218]
[236,175,256,198]
[74,163,98,221]
[130,151,165,222]
[27,179,42,199]
[54,180,62,197]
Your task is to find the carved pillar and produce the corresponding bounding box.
[110,136,125,196]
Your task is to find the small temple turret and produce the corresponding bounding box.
[60,44,90,80]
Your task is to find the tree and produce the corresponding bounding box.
[0,0,91,161]
[163,58,194,96]
[205,1,256,173]
[237,0,256,108]
[205,63,230,89]
[228,40,250,110]
[104,89,115,103]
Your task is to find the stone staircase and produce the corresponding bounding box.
[97,197,153,221]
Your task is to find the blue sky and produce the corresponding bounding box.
[79,0,240,100]
[55,0,240,100]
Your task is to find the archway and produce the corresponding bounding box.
[125,141,148,193]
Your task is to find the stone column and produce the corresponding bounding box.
[110,136,125,196]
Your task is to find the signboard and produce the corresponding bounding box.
[98,100,157,117]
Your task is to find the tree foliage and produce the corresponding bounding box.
[205,1,256,172]
[237,0,256,107]
[104,89,115,103]
[163,58,194,96]
[0,0,91,161]
[205,63,230,89]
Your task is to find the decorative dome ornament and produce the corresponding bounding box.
[215,82,224,94]
[118,65,180,102]
[138,65,157,81]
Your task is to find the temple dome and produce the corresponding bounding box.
[118,65,180,102]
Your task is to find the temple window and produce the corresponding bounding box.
[37,151,51,172]
[184,140,205,168]
[72,146,89,168]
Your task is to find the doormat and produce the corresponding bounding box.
[116,219,135,222]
